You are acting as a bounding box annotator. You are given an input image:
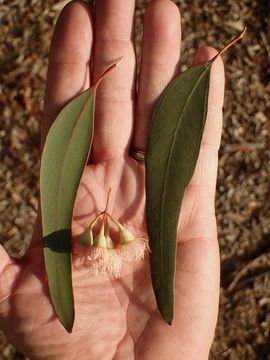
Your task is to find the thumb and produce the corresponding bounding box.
[0,245,21,314]
[0,244,12,273]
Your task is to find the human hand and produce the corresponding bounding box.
[0,1,224,359]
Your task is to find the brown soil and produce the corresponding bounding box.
[0,0,269,359]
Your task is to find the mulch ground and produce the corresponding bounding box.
[0,0,269,359]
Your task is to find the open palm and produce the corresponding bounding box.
[0,1,225,359]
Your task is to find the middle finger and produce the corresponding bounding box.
[91,0,136,163]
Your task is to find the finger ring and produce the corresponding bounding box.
[130,147,145,162]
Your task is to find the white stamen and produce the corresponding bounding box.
[118,237,149,262]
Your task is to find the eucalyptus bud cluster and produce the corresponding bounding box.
[73,211,148,278]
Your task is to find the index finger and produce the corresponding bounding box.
[30,1,94,250]
[42,0,93,147]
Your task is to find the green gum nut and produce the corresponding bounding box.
[105,224,115,249]
[93,224,108,249]
[105,235,115,249]
[79,227,93,246]
[110,217,135,244]
[119,227,135,244]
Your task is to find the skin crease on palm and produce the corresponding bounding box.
[0,0,225,359]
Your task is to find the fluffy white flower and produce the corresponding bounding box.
[117,237,149,262]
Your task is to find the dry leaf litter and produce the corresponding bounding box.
[0,0,269,359]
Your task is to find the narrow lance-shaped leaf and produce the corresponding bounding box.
[40,58,123,332]
[145,29,246,324]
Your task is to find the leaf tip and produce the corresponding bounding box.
[211,26,247,63]
[61,315,74,334]
[157,302,173,325]
[114,56,124,68]
[93,56,124,89]
[66,324,74,334]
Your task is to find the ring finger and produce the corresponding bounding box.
[133,0,181,152]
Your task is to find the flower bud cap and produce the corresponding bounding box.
[78,227,93,246]
[119,227,135,244]
[93,224,107,249]
[105,223,115,249]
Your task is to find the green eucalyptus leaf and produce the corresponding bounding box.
[40,87,96,332]
[145,29,246,324]
[40,58,122,333]
[146,61,213,324]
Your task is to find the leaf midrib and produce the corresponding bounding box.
[55,92,92,230]
[57,252,72,328]
[52,91,92,329]
[158,66,209,297]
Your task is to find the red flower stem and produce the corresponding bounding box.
[104,188,111,214]
[107,213,122,229]
[90,212,104,228]
[101,188,111,225]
